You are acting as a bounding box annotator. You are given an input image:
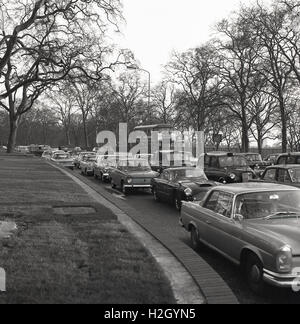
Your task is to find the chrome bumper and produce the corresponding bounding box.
[263,269,298,288]
[124,185,152,189]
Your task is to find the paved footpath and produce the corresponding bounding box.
[65,166,239,304]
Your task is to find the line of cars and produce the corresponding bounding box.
[180,152,300,295]
[47,148,300,295]
[42,149,75,170]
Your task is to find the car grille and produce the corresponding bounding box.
[132,178,152,185]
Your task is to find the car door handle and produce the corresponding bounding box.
[206,220,212,225]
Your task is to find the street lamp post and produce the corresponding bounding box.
[127,66,151,110]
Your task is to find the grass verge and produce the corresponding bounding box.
[0,155,175,304]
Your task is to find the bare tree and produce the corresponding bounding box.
[151,81,177,125]
[241,2,294,152]
[249,92,280,154]
[47,85,76,146]
[166,44,222,132]
[111,72,146,127]
[216,14,263,153]
[0,0,129,152]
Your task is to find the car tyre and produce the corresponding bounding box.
[111,180,117,189]
[174,195,182,212]
[190,226,201,251]
[153,187,161,202]
[121,182,129,196]
[245,254,265,295]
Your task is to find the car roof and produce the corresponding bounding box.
[164,167,200,172]
[206,152,236,156]
[278,152,300,156]
[212,183,300,195]
[266,164,300,169]
[238,153,261,156]
[118,158,148,162]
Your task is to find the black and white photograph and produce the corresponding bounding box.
[1,0,300,308]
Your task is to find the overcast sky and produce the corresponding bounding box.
[119,0,271,83]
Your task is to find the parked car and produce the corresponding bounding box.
[239,153,269,175]
[180,183,300,294]
[16,146,30,154]
[275,152,300,165]
[152,167,218,211]
[264,153,281,166]
[111,159,160,195]
[80,155,97,176]
[258,165,300,188]
[151,150,193,173]
[94,155,117,182]
[74,152,94,169]
[201,152,256,184]
[41,150,53,160]
[51,152,74,170]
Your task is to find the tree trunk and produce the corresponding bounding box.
[279,98,287,153]
[257,135,263,155]
[7,115,20,153]
[82,117,89,149]
[241,122,249,153]
[64,124,71,146]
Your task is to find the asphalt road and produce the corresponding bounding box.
[75,169,300,304]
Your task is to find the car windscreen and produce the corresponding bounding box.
[119,160,151,171]
[245,154,262,162]
[219,156,247,168]
[287,156,300,164]
[174,169,208,180]
[235,191,300,220]
[54,154,70,160]
[86,158,96,162]
[289,168,300,183]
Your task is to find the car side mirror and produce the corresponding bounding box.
[234,214,244,222]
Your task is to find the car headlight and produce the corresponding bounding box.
[229,173,236,180]
[184,188,193,196]
[127,178,133,184]
[276,245,293,273]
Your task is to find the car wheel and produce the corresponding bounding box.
[99,173,103,182]
[245,254,265,295]
[153,187,161,202]
[111,180,117,189]
[121,182,128,195]
[190,226,201,251]
[174,195,182,212]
